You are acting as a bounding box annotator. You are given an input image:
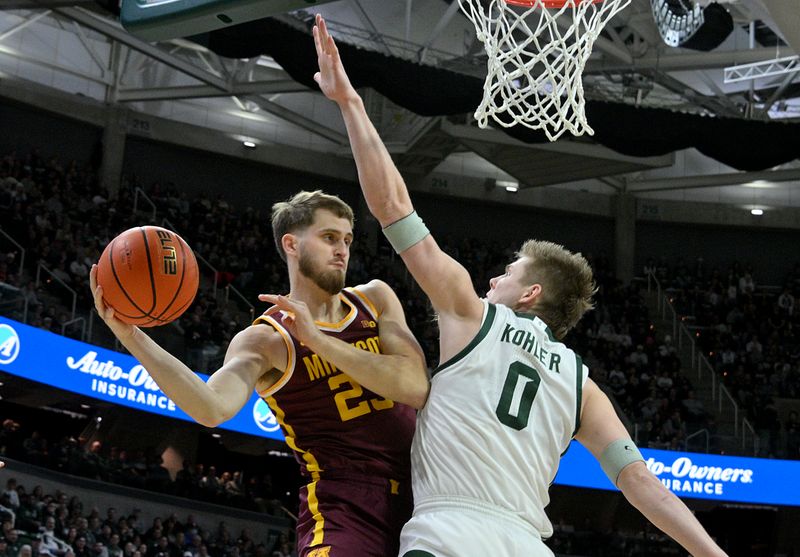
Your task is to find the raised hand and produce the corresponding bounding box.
[258,294,324,349]
[90,264,136,342]
[313,14,358,104]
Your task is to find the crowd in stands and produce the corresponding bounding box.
[0,148,717,455]
[0,476,695,557]
[0,416,289,518]
[547,517,687,556]
[0,478,294,557]
[647,257,800,459]
[567,280,715,453]
[0,150,128,341]
[4,147,799,461]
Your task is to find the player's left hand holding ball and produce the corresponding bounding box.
[90,264,136,342]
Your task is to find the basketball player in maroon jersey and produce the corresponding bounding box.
[89,190,429,557]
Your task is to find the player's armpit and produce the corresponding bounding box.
[398,235,483,322]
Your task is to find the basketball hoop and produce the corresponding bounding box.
[458,0,631,141]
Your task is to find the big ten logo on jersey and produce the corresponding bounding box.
[303,336,393,422]
[361,319,377,328]
[156,230,178,275]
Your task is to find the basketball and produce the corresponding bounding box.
[96,226,199,327]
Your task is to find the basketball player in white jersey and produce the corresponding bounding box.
[307,14,729,557]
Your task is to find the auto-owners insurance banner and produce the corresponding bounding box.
[1,315,798,506]
[0,316,283,440]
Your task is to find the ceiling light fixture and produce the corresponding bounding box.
[750,208,764,216]
[496,179,519,192]
[744,180,776,189]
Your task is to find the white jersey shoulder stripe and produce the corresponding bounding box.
[433,302,497,377]
[513,311,558,343]
[573,353,585,436]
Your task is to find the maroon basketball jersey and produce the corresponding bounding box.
[254,288,416,482]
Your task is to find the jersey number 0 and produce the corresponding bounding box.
[495,361,541,430]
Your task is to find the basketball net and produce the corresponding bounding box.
[458,0,630,141]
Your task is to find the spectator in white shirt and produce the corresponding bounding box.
[778,288,795,316]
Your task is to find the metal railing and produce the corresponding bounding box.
[87,308,94,343]
[685,428,710,454]
[22,294,29,324]
[647,272,754,454]
[61,316,86,341]
[133,187,157,221]
[160,220,261,324]
[35,263,77,320]
[699,357,716,406]
[0,291,25,321]
[679,319,696,370]
[162,218,220,299]
[0,228,25,279]
[742,418,759,454]
[224,284,255,322]
[719,384,739,437]
[0,297,19,313]
[195,252,220,300]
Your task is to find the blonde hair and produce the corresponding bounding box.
[516,239,596,340]
[271,190,354,262]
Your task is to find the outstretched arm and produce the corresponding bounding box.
[576,379,727,557]
[91,265,277,427]
[313,15,482,325]
[260,279,429,408]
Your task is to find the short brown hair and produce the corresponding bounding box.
[271,190,354,262]
[516,240,596,340]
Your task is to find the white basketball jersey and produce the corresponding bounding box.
[411,300,588,538]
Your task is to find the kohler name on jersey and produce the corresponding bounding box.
[500,323,562,373]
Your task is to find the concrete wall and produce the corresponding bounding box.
[412,192,615,257]
[121,137,360,214]
[636,220,799,285]
[0,100,101,164]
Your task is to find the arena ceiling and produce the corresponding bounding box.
[0,0,798,212]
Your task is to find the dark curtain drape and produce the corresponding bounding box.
[206,17,800,171]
